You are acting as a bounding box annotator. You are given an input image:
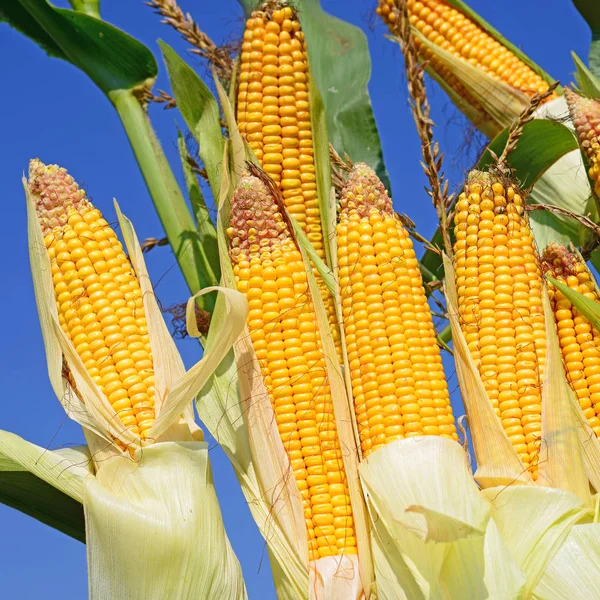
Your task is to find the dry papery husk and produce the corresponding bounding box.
[204,145,372,599]
[24,180,248,599]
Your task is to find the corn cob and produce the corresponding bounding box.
[237,2,342,358]
[29,160,155,440]
[228,173,356,560]
[453,171,545,476]
[337,164,457,457]
[564,88,600,198]
[542,244,600,438]
[377,0,552,102]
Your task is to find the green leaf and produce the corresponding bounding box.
[573,51,600,98]
[0,0,156,95]
[0,470,85,542]
[421,120,579,280]
[0,434,91,543]
[177,132,220,287]
[572,1,600,80]
[547,275,600,334]
[160,42,225,200]
[309,72,334,268]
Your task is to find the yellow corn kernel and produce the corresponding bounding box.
[542,243,600,438]
[29,159,155,441]
[237,4,341,359]
[228,172,356,561]
[377,0,552,102]
[453,170,545,478]
[337,163,457,457]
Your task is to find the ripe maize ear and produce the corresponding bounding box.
[564,88,600,198]
[337,163,457,457]
[237,2,341,358]
[228,173,356,560]
[542,243,600,438]
[453,170,546,476]
[377,0,553,106]
[29,160,155,440]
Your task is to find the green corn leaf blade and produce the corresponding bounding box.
[420,119,579,281]
[0,469,85,542]
[236,0,390,190]
[547,275,600,335]
[572,1,600,80]
[573,51,600,98]
[160,42,225,200]
[0,0,156,95]
[177,132,221,287]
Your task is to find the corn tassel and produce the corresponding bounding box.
[29,159,155,440]
[228,173,356,560]
[453,170,546,477]
[542,243,600,438]
[237,2,342,358]
[337,163,457,457]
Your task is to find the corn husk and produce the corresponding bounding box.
[85,442,246,600]
[24,174,248,598]
[359,437,526,599]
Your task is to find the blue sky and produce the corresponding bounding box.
[0,0,590,598]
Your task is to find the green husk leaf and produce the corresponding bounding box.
[0,432,89,541]
[547,275,600,333]
[85,442,247,600]
[290,219,335,295]
[295,0,389,189]
[443,255,534,486]
[68,0,100,18]
[573,51,600,98]
[533,523,600,599]
[421,120,580,281]
[213,72,245,189]
[177,131,220,288]
[481,485,591,597]
[308,71,334,268]
[160,42,225,198]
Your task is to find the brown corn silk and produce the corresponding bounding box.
[237,1,342,358]
[337,163,457,458]
[565,88,600,197]
[453,170,546,478]
[377,0,553,110]
[542,243,600,438]
[29,160,156,441]
[227,173,357,561]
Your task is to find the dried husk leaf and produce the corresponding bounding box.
[443,255,534,487]
[481,485,592,597]
[532,522,600,599]
[537,291,591,504]
[359,437,524,599]
[84,442,247,600]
